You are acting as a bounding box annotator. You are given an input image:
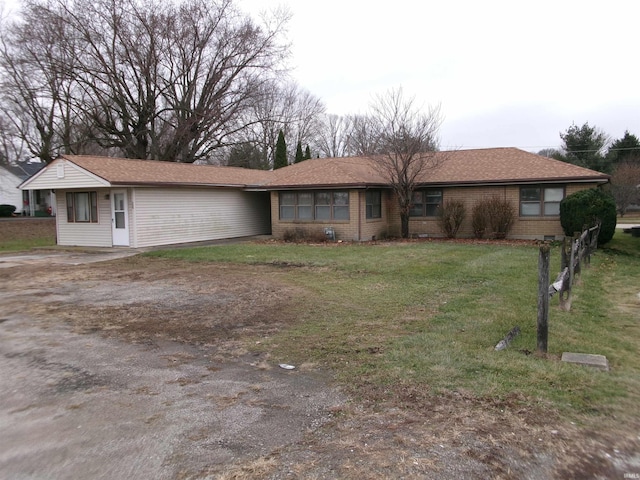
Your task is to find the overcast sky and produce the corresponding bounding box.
[2,0,638,153]
[239,0,640,152]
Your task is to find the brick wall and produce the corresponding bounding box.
[401,183,602,240]
[270,189,390,241]
[271,183,603,241]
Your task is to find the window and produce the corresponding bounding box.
[520,186,565,216]
[366,190,382,219]
[66,191,98,223]
[279,191,350,221]
[409,189,442,217]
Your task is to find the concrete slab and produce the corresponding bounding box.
[561,352,610,371]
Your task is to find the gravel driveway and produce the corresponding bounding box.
[0,252,345,479]
[2,249,639,479]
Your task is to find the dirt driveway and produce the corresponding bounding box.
[2,250,639,479]
[0,252,346,479]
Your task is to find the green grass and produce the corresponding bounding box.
[0,219,56,252]
[0,237,55,252]
[148,236,640,421]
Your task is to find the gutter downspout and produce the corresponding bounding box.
[357,190,362,241]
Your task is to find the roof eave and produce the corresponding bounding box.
[419,176,610,188]
[110,181,251,188]
[264,182,389,190]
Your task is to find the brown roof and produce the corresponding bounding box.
[61,155,273,187]
[424,148,609,185]
[58,148,609,190]
[268,156,387,188]
[266,147,609,188]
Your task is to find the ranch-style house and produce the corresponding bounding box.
[19,147,609,248]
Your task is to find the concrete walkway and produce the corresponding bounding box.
[0,249,140,268]
[0,235,271,268]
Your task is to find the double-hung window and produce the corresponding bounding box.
[520,186,564,216]
[66,192,98,223]
[279,191,350,221]
[366,190,382,219]
[409,189,442,217]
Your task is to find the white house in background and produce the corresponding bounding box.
[0,162,55,216]
[19,155,272,247]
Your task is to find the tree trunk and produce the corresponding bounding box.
[401,213,410,238]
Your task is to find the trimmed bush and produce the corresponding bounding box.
[472,196,515,239]
[437,200,466,238]
[0,204,17,217]
[486,197,515,239]
[560,188,617,244]
[471,202,489,239]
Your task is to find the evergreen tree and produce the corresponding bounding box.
[294,141,304,163]
[560,188,617,244]
[607,131,640,165]
[559,122,610,173]
[304,145,311,160]
[274,130,288,169]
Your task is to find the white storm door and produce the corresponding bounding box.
[111,190,130,246]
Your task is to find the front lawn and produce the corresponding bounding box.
[0,218,56,252]
[147,234,640,429]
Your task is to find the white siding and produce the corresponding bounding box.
[131,187,271,248]
[0,170,23,213]
[56,189,113,247]
[22,159,109,190]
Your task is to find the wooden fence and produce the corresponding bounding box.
[537,223,601,353]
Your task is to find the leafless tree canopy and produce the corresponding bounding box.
[0,0,291,163]
[313,114,352,159]
[611,161,640,216]
[233,79,325,168]
[362,88,444,238]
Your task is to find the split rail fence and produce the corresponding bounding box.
[537,223,601,353]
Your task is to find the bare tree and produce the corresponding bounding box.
[314,114,352,158]
[363,88,443,238]
[0,0,290,163]
[286,86,325,154]
[0,114,28,165]
[0,0,96,163]
[344,114,380,157]
[610,161,640,216]
[231,79,324,168]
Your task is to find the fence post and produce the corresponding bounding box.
[572,232,581,281]
[537,245,550,353]
[559,238,570,310]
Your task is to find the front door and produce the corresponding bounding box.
[111,190,130,246]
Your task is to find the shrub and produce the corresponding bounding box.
[472,196,515,239]
[283,227,328,243]
[0,204,17,217]
[437,200,466,238]
[471,202,489,239]
[560,188,617,244]
[486,196,515,239]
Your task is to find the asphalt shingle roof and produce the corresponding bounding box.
[1,162,45,180]
[61,155,273,187]
[266,147,609,188]
[57,148,609,189]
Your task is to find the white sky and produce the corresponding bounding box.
[239,0,640,152]
[2,0,639,152]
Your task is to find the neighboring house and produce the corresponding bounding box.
[0,162,55,216]
[19,148,609,248]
